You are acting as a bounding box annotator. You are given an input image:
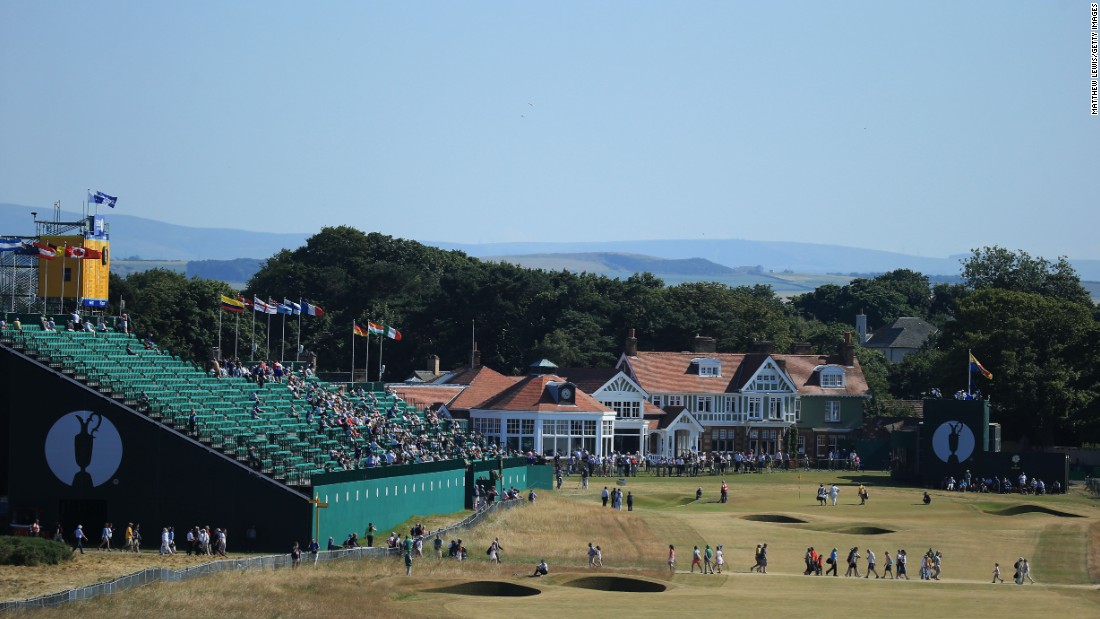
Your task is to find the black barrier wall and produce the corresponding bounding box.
[1,348,311,551]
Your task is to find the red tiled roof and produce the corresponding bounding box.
[557,367,619,395]
[621,351,869,397]
[447,366,522,411]
[389,385,464,409]
[475,374,613,414]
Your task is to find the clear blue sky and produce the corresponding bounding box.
[1,2,1096,258]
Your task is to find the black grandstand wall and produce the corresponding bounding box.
[1,347,311,551]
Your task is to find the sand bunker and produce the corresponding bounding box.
[742,514,808,524]
[429,581,541,597]
[837,526,895,535]
[563,576,667,593]
[984,504,1082,518]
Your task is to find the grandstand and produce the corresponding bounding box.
[0,318,495,550]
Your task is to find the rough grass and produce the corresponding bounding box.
[0,537,72,566]
[6,472,1100,618]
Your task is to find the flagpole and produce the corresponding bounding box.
[250,303,256,362]
[967,349,972,396]
[378,326,384,382]
[217,297,223,358]
[266,305,272,359]
[234,311,239,360]
[364,328,370,384]
[351,321,356,383]
[60,248,67,314]
[280,312,286,362]
[296,305,302,363]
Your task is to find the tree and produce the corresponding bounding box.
[936,288,1097,446]
[962,246,1092,306]
[109,269,238,362]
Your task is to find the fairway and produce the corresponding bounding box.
[8,472,1100,618]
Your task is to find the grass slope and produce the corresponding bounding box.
[7,472,1100,618]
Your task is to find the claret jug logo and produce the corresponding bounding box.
[931,420,975,464]
[44,411,122,489]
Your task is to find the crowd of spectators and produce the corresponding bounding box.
[942,469,1063,494]
[203,356,512,472]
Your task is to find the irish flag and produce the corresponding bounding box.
[384,325,402,341]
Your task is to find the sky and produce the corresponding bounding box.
[1,2,1096,259]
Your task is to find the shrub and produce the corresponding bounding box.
[0,536,74,566]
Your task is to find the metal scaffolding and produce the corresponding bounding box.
[1,203,100,315]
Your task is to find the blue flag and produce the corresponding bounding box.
[0,238,23,252]
[89,190,118,208]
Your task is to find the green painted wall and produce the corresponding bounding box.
[311,460,466,544]
[797,396,864,430]
[311,460,555,544]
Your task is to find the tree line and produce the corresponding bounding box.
[107,228,1100,446]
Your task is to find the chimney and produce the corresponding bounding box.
[625,328,638,357]
[856,310,868,344]
[791,342,813,355]
[839,332,855,367]
[693,335,717,354]
[472,342,481,368]
[750,341,774,355]
[428,354,440,376]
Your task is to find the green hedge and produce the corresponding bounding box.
[0,536,74,566]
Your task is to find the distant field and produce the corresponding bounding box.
[9,472,1099,618]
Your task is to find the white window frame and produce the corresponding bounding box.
[825,400,841,423]
[821,367,845,388]
[747,396,763,420]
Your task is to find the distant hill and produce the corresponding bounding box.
[486,253,743,276]
[0,203,308,261]
[433,238,966,276]
[5,201,1100,283]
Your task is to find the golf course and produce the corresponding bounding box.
[5,470,1099,618]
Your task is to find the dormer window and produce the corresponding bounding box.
[819,366,845,389]
[693,358,722,377]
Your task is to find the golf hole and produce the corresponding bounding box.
[742,514,808,524]
[984,504,1083,518]
[564,576,667,592]
[429,581,542,597]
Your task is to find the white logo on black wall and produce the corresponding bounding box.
[931,420,975,464]
[44,411,122,489]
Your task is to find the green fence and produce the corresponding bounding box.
[311,460,553,543]
[311,460,467,544]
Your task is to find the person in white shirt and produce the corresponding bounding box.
[160,527,173,555]
[865,548,880,578]
[830,484,840,506]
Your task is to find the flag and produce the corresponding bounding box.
[385,325,402,341]
[0,238,23,252]
[89,190,118,208]
[353,323,370,337]
[32,241,57,260]
[238,296,252,309]
[252,296,270,313]
[277,302,294,315]
[969,352,993,380]
[265,299,279,315]
[220,295,246,313]
[367,321,383,336]
[283,298,301,315]
[15,242,37,256]
[65,246,101,259]
[301,300,325,317]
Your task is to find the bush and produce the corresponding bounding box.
[0,536,74,566]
